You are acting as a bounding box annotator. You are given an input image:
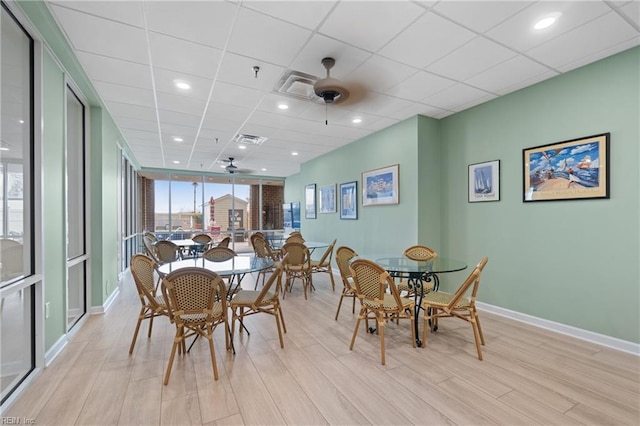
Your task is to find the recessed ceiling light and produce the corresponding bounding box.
[534,12,561,30]
[238,145,247,150]
[172,160,180,164]
[173,137,183,142]
[173,79,191,90]
[291,152,298,156]
[352,117,362,124]
[278,103,289,110]
[261,168,267,171]
[18,120,24,124]
[0,147,9,151]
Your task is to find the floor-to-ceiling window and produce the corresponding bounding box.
[65,85,87,330]
[145,172,284,253]
[119,153,139,273]
[0,1,36,405]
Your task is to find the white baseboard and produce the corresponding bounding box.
[90,286,120,315]
[476,301,640,356]
[44,334,68,367]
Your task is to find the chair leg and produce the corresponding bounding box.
[275,311,284,348]
[129,307,145,354]
[328,267,335,291]
[164,326,183,385]
[277,303,287,334]
[474,308,485,345]
[334,292,345,320]
[147,314,154,338]
[470,311,483,361]
[422,305,430,348]
[205,325,220,380]
[349,308,365,350]
[378,314,386,365]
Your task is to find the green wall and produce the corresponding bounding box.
[18,1,124,353]
[289,47,640,344]
[42,50,66,349]
[440,47,639,343]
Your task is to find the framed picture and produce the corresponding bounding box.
[362,164,399,206]
[339,181,358,220]
[304,184,316,219]
[523,133,610,202]
[318,184,337,213]
[468,160,500,202]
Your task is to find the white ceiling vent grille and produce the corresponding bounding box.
[274,70,318,101]
[232,133,267,146]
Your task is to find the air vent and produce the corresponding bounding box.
[274,70,318,100]
[232,133,267,146]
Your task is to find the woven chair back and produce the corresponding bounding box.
[162,267,227,320]
[335,246,356,281]
[192,233,212,245]
[316,239,337,265]
[403,245,437,261]
[446,257,488,313]
[281,242,309,267]
[217,236,231,247]
[154,240,180,263]
[203,246,236,262]
[250,234,270,258]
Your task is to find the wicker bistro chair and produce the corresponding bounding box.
[143,230,158,243]
[216,236,231,248]
[310,239,337,291]
[142,235,159,262]
[250,234,280,289]
[285,235,305,244]
[154,240,181,263]
[230,256,288,348]
[422,257,488,360]
[280,242,313,300]
[397,245,438,297]
[349,259,416,365]
[161,268,230,385]
[129,254,169,354]
[334,246,358,321]
[202,246,241,297]
[190,233,213,257]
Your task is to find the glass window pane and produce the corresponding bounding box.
[66,87,85,259]
[67,262,85,329]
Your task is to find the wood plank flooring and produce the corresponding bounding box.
[5,269,639,425]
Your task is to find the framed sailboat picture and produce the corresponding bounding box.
[468,160,500,202]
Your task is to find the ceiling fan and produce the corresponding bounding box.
[314,57,350,105]
[221,157,251,174]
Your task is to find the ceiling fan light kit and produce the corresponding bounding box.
[313,57,350,105]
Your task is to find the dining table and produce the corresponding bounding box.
[356,254,467,347]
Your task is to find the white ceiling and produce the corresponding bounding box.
[46,0,640,177]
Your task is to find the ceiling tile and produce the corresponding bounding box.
[378,11,476,69]
[156,92,207,116]
[389,102,451,121]
[319,1,425,52]
[217,52,286,92]
[619,1,640,27]
[427,36,517,81]
[527,12,639,70]
[144,1,237,49]
[433,1,533,33]
[227,7,312,66]
[242,1,337,30]
[93,81,155,107]
[115,116,158,133]
[107,102,157,122]
[486,1,611,52]
[210,82,264,109]
[152,68,213,100]
[49,1,145,27]
[385,71,457,102]
[148,32,223,79]
[288,34,371,79]
[422,83,493,111]
[465,55,557,94]
[50,4,148,63]
[76,52,152,90]
[349,55,417,94]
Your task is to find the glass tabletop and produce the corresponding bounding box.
[158,255,274,276]
[356,254,467,275]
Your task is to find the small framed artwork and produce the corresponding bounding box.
[362,164,399,206]
[305,184,316,219]
[523,133,610,202]
[339,181,358,220]
[318,184,337,213]
[468,160,500,202]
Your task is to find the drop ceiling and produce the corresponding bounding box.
[46,0,639,177]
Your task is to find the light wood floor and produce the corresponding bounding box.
[5,269,640,425]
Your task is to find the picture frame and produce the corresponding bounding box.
[523,133,610,202]
[468,160,500,202]
[362,164,399,206]
[304,184,316,219]
[339,181,358,220]
[318,184,337,213]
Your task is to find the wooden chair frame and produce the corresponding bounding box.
[349,259,416,365]
[422,257,488,360]
[311,239,337,291]
[334,246,357,321]
[281,242,313,300]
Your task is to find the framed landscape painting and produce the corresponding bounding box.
[362,164,399,206]
[339,181,357,220]
[318,184,336,213]
[468,160,500,202]
[305,184,316,219]
[523,133,609,202]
